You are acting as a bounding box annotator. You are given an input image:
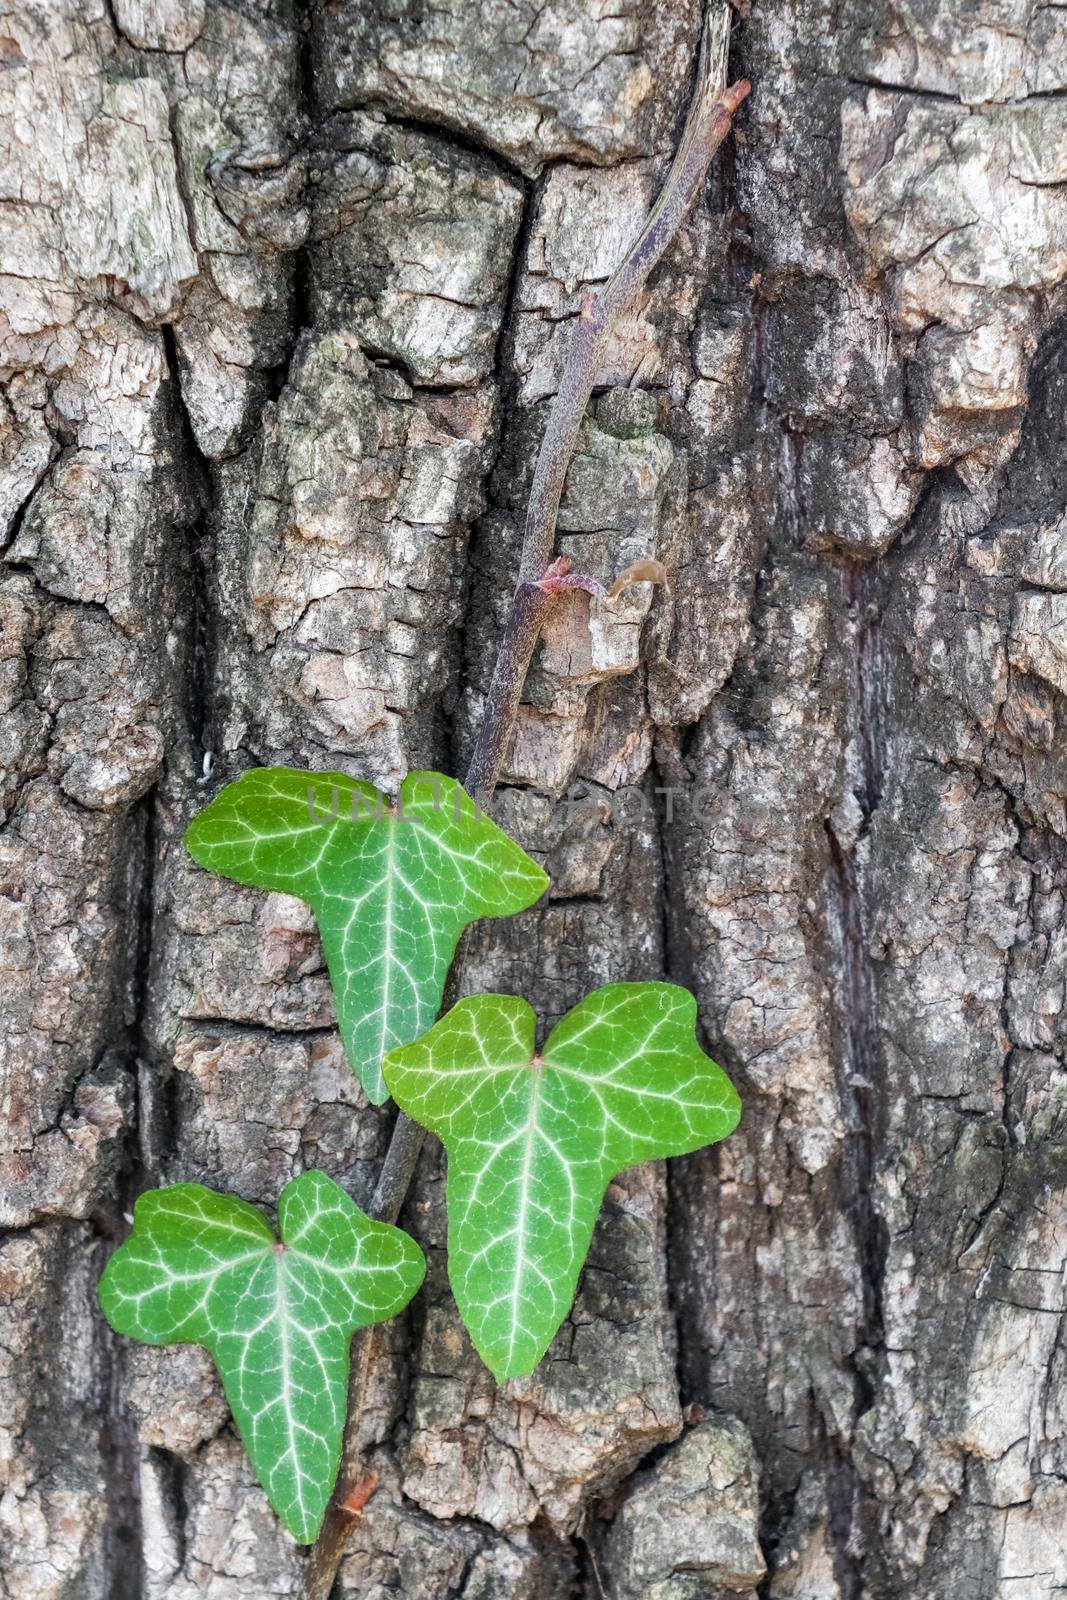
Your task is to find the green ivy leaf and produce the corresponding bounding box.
[98,1170,424,1542]
[184,768,548,1103]
[383,982,740,1380]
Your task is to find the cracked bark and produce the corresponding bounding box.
[3,2,1067,1598]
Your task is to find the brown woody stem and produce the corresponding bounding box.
[467,68,749,791]
[302,21,748,1598]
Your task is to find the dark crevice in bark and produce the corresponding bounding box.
[651,25,773,1545]
[844,75,965,102]
[452,165,537,778]
[653,732,741,1560]
[179,1015,338,1041]
[852,568,887,834]
[267,246,315,408]
[296,0,317,121]
[649,741,690,1434]
[161,325,216,767]
[995,313,1067,529]
[318,96,536,191]
[96,781,164,1599]
[821,563,892,1600]
[101,0,128,49]
[151,1447,190,1575]
[823,818,882,1600]
[486,172,537,410]
[125,277,236,1584]
[127,801,158,1163]
[278,0,317,398]
[166,99,200,266]
[380,1248,435,1476]
[574,1522,608,1600]
[0,448,54,559]
[100,1313,144,1600]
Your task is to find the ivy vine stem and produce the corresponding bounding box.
[468,75,750,797]
[301,21,749,1597]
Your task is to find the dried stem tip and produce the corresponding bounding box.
[341,1471,377,1521]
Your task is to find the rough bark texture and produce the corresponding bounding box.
[2,2,1067,1597]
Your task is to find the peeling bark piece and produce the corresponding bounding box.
[166,1026,385,1206]
[164,9,307,459]
[853,0,1067,103]
[129,1343,230,1458]
[143,1435,304,1600]
[34,608,166,807]
[0,379,56,543]
[224,333,495,785]
[0,785,142,1227]
[312,113,524,387]
[1010,592,1067,698]
[112,0,206,51]
[338,1460,572,1599]
[842,91,1067,480]
[315,0,703,175]
[798,429,920,556]
[601,1418,766,1600]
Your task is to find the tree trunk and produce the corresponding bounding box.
[3,2,1066,1597]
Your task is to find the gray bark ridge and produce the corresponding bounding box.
[1,1,1066,1597]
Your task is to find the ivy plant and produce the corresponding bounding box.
[97,33,749,1595]
[383,983,740,1379]
[99,775,740,1539]
[183,766,548,1102]
[99,1170,424,1541]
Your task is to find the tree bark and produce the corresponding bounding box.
[2,3,1066,1599]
